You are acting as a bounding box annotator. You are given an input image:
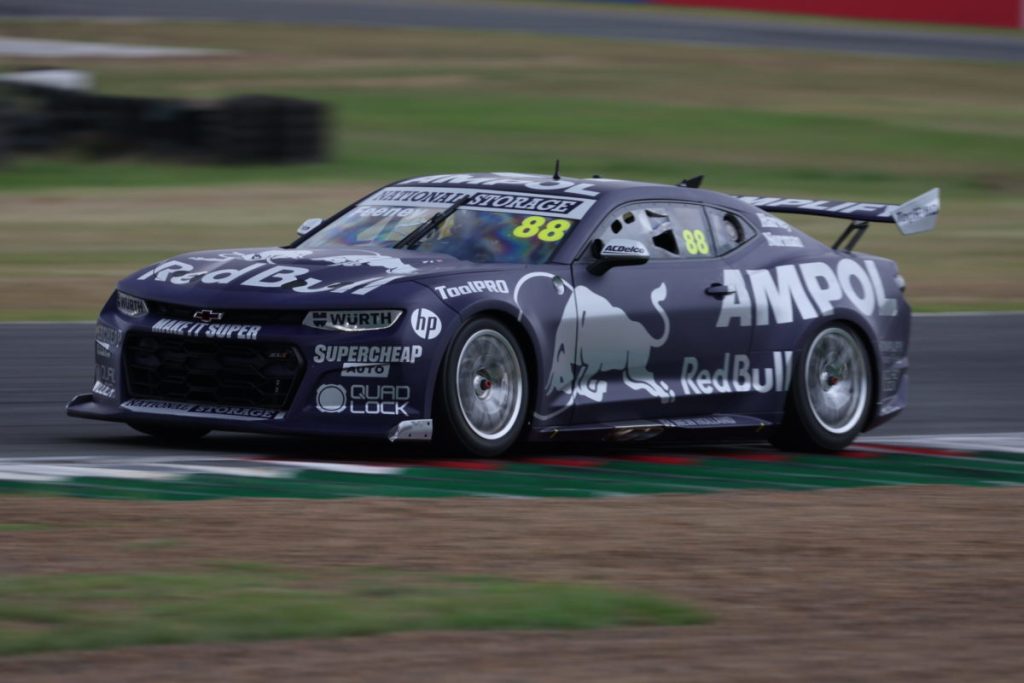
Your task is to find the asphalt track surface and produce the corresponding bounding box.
[3,0,1024,63]
[2,314,1021,460]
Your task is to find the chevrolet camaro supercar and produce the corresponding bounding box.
[68,172,939,456]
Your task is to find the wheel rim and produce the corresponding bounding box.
[804,327,868,435]
[455,329,523,441]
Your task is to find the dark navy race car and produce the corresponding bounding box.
[69,172,939,456]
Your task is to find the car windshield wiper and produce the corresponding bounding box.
[393,194,473,250]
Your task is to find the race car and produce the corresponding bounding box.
[68,171,938,457]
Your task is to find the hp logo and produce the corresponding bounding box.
[410,308,442,340]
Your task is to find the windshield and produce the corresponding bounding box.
[301,190,591,264]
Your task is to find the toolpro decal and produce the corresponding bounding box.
[312,345,423,365]
[151,319,261,341]
[433,280,509,300]
[409,308,442,340]
[680,352,793,396]
[716,259,897,328]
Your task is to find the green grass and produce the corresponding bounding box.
[0,566,706,655]
[0,18,1021,312]
[0,523,50,532]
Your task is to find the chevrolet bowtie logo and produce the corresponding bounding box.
[193,309,225,323]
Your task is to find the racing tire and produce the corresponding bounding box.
[129,423,211,443]
[770,324,872,453]
[437,317,529,458]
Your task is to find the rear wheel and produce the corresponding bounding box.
[771,324,872,452]
[437,318,529,457]
[129,423,210,443]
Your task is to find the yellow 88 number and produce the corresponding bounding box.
[512,216,571,242]
[512,216,546,239]
[682,229,709,255]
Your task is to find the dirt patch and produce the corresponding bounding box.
[1,486,1023,681]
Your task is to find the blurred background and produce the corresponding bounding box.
[1,0,1022,321]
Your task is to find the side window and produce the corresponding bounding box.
[594,202,713,260]
[705,207,755,256]
[664,203,714,258]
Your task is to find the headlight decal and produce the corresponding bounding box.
[116,292,149,318]
[303,309,403,332]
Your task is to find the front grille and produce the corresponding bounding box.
[147,301,305,326]
[124,333,303,410]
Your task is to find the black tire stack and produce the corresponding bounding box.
[204,95,327,163]
[0,76,329,164]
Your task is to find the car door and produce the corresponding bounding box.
[567,200,754,425]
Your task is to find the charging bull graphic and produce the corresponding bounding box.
[515,274,675,419]
[314,253,416,274]
[192,250,416,275]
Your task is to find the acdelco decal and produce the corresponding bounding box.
[716,259,897,328]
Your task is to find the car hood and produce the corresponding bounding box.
[120,246,521,308]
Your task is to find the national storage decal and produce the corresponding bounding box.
[362,185,596,220]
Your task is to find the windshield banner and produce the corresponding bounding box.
[363,187,596,220]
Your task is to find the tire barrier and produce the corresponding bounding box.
[0,98,9,165]
[0,75,329,164]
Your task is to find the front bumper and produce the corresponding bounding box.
[71,294,457,440]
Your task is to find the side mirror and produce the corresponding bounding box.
[297,218,323,236]
[587,239,649,275]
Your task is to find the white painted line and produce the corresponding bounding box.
[0,463,183,481]
[265,461,405,476]
[860,432,1024,454]
[0,37,229,59]
[154,464,293,479]
[0,470,65,482]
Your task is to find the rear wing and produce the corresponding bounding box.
[737,188,939,249]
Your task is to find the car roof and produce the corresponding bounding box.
[388,171,757,215]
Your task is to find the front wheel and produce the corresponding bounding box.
[437,318,529,457]
[771,324,872,452]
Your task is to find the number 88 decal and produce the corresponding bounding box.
[512,216,571,242]
[682,229,709,255]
